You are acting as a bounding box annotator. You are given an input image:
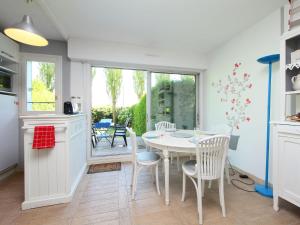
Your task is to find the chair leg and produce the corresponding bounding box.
[208,180,212,189]
[155,164,160,195]
[131,165,135,187]
[111,135,115,147]
[197,180,203,225]
[218,178,226,217]
[201,180,205,197]
[176,153,180,171]
[225,161,230,184]
[181,172,186,202]
[91,137,95,148]
[123,135,127,146]
[132,164,138,200]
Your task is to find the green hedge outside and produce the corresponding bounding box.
[91,106,133,125]
[132,95,146,136]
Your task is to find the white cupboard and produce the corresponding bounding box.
[272,123,300,211]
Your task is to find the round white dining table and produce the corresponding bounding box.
[142,130,210,205]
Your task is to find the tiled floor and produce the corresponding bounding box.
[92,137,145,157]
[1,162,300,225]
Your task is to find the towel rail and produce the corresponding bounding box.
[22,125,67,130]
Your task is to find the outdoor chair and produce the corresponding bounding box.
[111,118,130,147]
[94,121,112,144]
[91,126,98,148]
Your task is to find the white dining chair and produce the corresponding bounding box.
[181,135,229,225]
[155,121,175,131]
[127,127,161,200]
[208,124,232,186]
[155,121,182,169]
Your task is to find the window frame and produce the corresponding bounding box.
[21,53,62,115]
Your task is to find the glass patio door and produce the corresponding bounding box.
[148,72,197,130]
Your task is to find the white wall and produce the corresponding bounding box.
[68,38,207,72]
[204,9,282,180]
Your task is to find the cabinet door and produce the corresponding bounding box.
[278,134,300,206]
[0,95,19,171]
[0,33,19,63]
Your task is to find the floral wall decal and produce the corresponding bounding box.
[212,62,252,130]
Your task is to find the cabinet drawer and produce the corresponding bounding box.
[277,125,300,135]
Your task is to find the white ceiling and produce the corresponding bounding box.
[0,0,286,54]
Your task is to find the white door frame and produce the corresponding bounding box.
[146,71,152,131]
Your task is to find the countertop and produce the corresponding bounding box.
[20,113,85,120]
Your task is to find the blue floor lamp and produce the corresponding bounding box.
[256,54,280,198]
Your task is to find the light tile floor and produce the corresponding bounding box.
[1,163,300,225]
[92,137,145,157]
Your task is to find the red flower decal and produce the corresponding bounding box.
[213,62,252,130]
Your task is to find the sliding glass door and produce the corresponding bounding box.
[149,73,197,130]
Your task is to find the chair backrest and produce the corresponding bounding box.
[100,118,112,123]
[155,121,175,131]
[195,135,229,180]
[126,127,137,162]
[210,124,232,136]
[94,122,111,129]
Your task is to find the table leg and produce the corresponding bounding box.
[163,150,169,205]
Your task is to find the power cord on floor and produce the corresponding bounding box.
[228,160,256,193]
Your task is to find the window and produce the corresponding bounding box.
[150,73,196,130]
[22,54,62,113]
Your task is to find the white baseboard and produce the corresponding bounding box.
[0,164,17,181]
[22,194,71,210]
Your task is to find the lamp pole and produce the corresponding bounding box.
[256,54,280,198]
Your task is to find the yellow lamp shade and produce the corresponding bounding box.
[4,15,48,47]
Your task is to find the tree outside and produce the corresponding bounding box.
[31,79,55,111]
[39,63,55,91]
[133,71,145,99]
[28,62,55,111]
[105,68,123,123]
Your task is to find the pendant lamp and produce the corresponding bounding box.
[4,15,48,47]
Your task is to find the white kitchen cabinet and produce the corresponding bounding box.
[0,32,19,63]
[21,114,87,210]
[272,122,300,211]
[0,94,19,172]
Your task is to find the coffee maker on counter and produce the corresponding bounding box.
[63,96,82,115]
